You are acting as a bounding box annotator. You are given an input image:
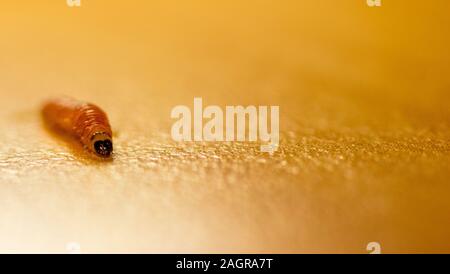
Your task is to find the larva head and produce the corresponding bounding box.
[91,132,113,158]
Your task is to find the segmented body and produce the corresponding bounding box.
[42,97,113,157]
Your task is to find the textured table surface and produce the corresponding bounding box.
[0,1,449,253]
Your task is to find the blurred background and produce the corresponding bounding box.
[0,0,449,253]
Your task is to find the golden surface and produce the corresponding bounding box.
[0,1,450,253]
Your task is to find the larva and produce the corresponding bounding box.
[42,97,113,158]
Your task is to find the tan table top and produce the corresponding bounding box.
[0,0,449,253]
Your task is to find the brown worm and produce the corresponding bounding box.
[42,97,113,158]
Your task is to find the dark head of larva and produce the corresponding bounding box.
[94,139,113,158]
[90,132,113,158]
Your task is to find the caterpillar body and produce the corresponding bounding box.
[42,97,113,158]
